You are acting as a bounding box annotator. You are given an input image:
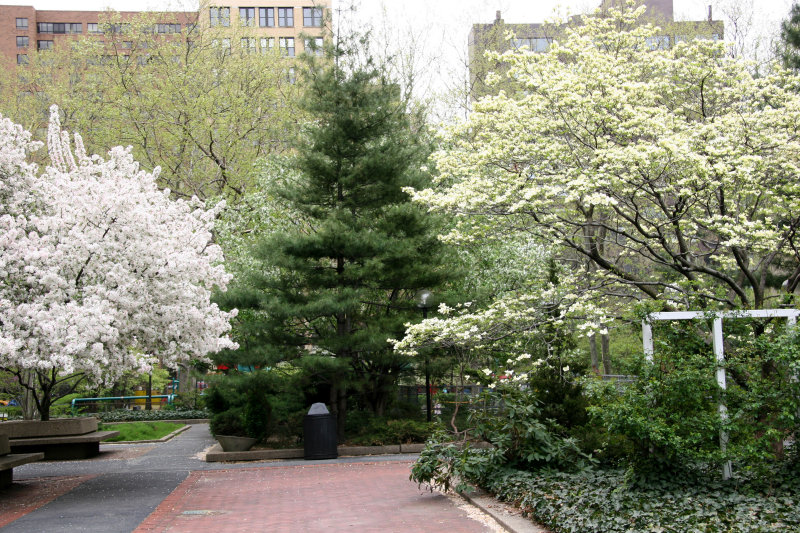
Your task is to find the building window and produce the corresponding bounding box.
[212,38,232,55]
[513,37,549,53]
[16,36,29,48]
[239,7,255,27]
[260,37,274,53]
[101,23,129,34]
[16,18,28,30]
[304,37,323,55]
[303,7,322,27]
[241,37,256,53]
[210,7,230,27]
[37,22,82,34]
[87,23,100,33]
[279,36,294,57]
[645,35,670,50]
[37,40,54,51]
[532,37,549,52]
[121,41,133,49]
[277,7,293,27]
[259,7,274,27]
[286,66,296,84]
[17,53,28,65]
[157,23,181,33]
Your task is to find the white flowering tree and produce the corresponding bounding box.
[410,5,800,318]
[396,4,800,388]
[0,107,237,420]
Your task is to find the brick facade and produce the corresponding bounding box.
[0,2,328,66]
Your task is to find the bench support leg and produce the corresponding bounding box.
[0,468,12,489]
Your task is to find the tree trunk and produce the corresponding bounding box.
[21,370,37,420]
[177,364,191,394]
[601,332,612,375]
[336,387,347,443]
[39,393,52,421]
[589,335,600,374]
[35,370,54,421]
[146,373,152,411]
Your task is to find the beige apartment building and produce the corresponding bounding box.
[199,1,327,57]
[0,1,329,66]
[468,0,724,99]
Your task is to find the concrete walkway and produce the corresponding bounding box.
[0,424,506,533]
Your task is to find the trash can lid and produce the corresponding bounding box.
[307,403,329,415]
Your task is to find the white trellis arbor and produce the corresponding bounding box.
[642,309,800,479]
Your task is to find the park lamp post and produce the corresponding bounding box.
[415,289,434,422]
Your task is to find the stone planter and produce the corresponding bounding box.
[216,435,257,452]
[2,417,98,438]
[6,417,119,460]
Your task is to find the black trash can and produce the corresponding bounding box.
[303,403,338,459]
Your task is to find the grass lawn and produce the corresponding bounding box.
[101,421,185,442]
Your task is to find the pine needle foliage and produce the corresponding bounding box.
[224,33,454,441]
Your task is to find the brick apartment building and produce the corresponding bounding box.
[1,1,328,65]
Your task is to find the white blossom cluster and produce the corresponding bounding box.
[0,107,237,385]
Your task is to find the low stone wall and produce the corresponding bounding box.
[205,442,426,462]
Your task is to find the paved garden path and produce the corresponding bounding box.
[0,424,503,533]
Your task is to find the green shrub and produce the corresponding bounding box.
[586,325,800,475]
[386,399,424,420]
[205,371,276,442]
[411,386,593,494]
[470,387,592,472]
[349,417,438,445]
[586,350,724,473]
[210,408,247,437]
[171,390,205,410]
[94,409,209,422]
[1,406,22,420]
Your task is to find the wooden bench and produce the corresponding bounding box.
[5,418,119,460]
[0,434,43,488]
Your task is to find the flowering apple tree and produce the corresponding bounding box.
[0,107,237,419]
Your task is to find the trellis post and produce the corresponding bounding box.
[642,309,800,480]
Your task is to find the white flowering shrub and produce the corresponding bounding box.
[0,107,237,419]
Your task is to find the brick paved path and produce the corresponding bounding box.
[134,461,495,533]
[2,426,500,532]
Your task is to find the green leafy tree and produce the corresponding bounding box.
[0,11,302,201]
[218,35,453,440]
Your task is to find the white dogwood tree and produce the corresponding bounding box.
[0,107,237,419]
[399,4,800,366]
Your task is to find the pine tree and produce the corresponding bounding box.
[781,3,800,70]
[223,36,453,441]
